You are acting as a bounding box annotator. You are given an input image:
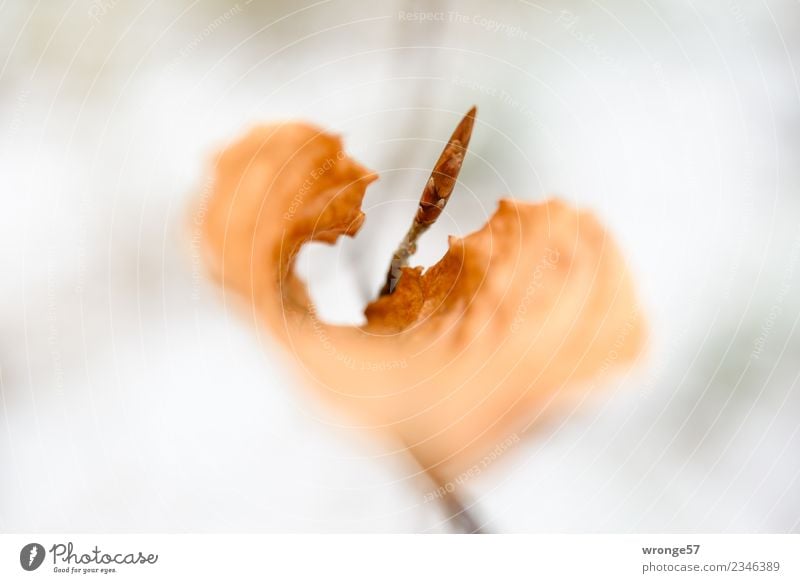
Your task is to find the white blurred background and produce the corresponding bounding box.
[1,0,798,532]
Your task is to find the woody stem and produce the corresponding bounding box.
[379,106,477,296]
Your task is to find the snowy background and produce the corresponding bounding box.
[1,0,799,532]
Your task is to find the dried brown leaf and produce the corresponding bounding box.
[199,122,646,480]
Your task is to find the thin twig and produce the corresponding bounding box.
[379,106,477,296]
[406,445,489,534]
[436,487,488,534]
[419,459,489,534]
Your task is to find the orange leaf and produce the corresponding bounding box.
[199,122,645,481]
